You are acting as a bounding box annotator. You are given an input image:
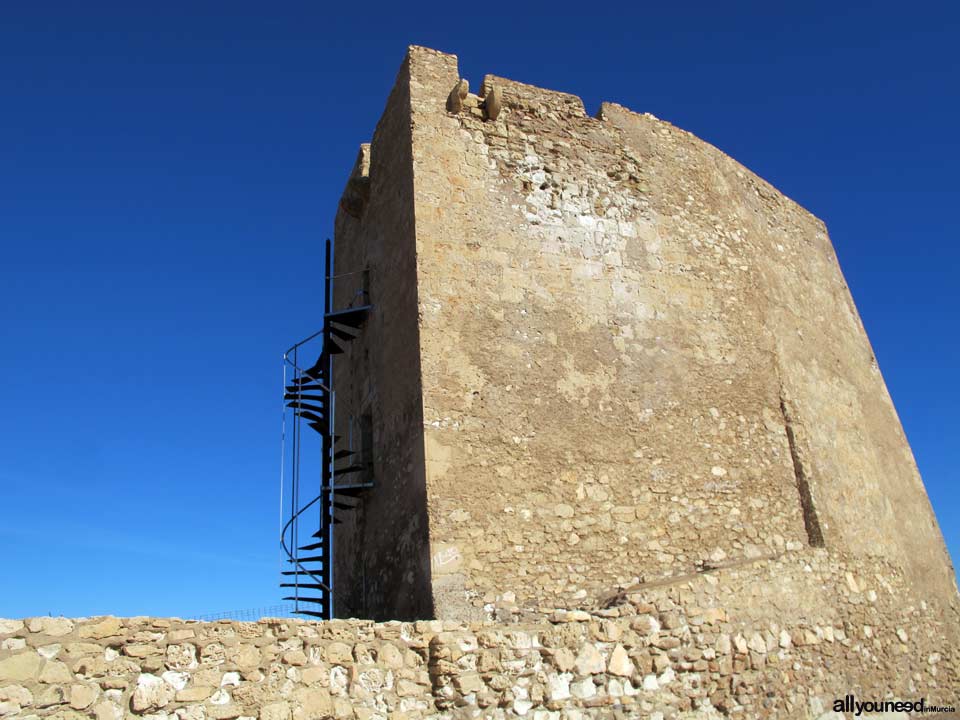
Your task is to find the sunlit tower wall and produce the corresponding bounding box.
[327,46,958,634]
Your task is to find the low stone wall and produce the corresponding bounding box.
[1,551,956,719]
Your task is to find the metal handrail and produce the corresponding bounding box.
[283,329,326,361]
[279,338,333,595]
[279,497,331,593]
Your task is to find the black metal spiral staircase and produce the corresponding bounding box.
[279,239,372,619]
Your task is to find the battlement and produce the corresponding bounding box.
[478,73,587,117]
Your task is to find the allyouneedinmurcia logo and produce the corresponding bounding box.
[833,694,956,715]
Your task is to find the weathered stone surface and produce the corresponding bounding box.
[260,700,290,720]
[552,648,576,673]
[607,645,632,677]
[0,654,43,683]
[747,633,767,655]
[35,685,67,708]
[0,685,32,706]
[231,644,259,669]
[376,643,403,669]
[79,619,121,640]
[37,643,62,659]
[161,671,189,690]
[483,85,502,121]
[38,661,73,684]
[298,666,325,686]
[68,683,98,710]
[446,78,469,113]
[175,686,212,702]
[199,643,225,666]
[324,642,352,665]
[0,620,24,636]
[124,644,161,659]
[165,644,198,670]
[292,687,332,719]
[0,609,955,720]
[27,618,74,637]
[206,703,244,720]
[130,673,174,712]
[281,649,307,666]
[546,672,571,702]
[573,644,605,675]
[569,677,596,699]
[93,699,123,720]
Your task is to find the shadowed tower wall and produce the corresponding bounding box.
[331,47,957,633]
[330,56,431,620]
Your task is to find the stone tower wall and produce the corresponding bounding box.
[330,46,956,631]
[331,54,431,620]
[407,50,810,620]
[399,47,956,620]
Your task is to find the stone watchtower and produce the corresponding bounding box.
[328,47,958,628]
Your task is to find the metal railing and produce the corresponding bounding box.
[189,604,297,622]
[278,239,374,620]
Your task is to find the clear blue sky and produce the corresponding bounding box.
[1,2,957,618]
